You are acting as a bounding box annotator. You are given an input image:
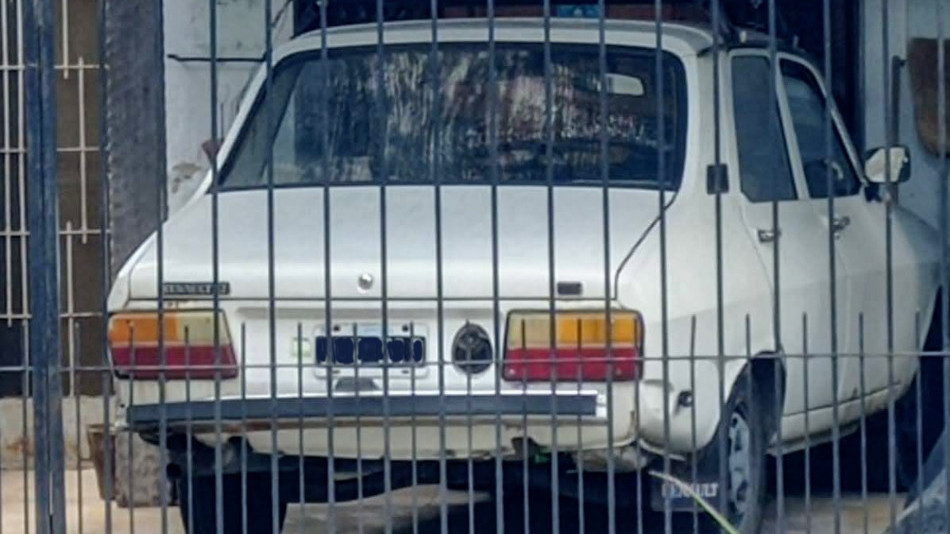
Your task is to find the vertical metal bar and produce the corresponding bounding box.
[821,0,842,531]
[426,2,449,533]
[237,326,246,534]
[77,57,88,243]
[62,218,73,347]
[58,0,66,74]
[72,321,83,534]
[126,333,134,534]
[575,321,586,534]
[319,0,337,529]
[153,0,168,529]
[297,323,306,534]
[17,0,29,328]
[373,2,393,530]
[354,323,365,534]
[914,310,924,534]
[206,0,226,531]
[409,320,418,534]
[542,0,559,532]
[519,350,528,534]
[65,209,76,401]
[688,316,698,534]
[465,319,474,534]
[96,0,113,529]
[766,2,785,530]
[2,0,14,326]
[652,2,669,533]
[262,0,281,530]
[520,344,529,534]
[880,0,898,529]
[597,1,616,532]
[186,326,196,534]
[802,314,811,534]
[710,0,728,526]
[859,313,869,534]
[23,0,66,531]
[21,326,30,534]
[486,0,505,532]
[634,326,643,534]
[938,1,950,533]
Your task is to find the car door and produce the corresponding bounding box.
[777,56,895,410]
[728,51,847,433]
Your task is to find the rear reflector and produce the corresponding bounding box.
[503,310,642,382]
[108,311,238,379]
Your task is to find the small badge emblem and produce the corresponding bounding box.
[162,282,231,297]
[357,273,374,291]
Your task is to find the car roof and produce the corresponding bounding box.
[283,18,720,59]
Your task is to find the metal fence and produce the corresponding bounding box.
[7,0,950,533]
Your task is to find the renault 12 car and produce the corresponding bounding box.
[107,3,940,533]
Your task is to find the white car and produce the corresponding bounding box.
[108,14,940,534]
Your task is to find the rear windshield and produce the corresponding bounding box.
[220,43,687,189]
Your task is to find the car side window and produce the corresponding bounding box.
[780,61,862,198]
[731,56,797,203]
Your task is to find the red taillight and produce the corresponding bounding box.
[108,311,238,379]
[503,310,642,382]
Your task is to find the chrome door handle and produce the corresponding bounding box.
[831,215,851,234]
[757,228,781,243]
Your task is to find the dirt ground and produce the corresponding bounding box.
[0,468,904,533]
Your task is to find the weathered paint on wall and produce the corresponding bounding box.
[864,0,949,230]
[0,397,106,468]
[163,0,293,212]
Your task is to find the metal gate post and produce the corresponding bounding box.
[23,0,67,533]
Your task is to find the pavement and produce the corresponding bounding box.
[0,469,903,533]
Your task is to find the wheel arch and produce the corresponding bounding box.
[716,352,786,443]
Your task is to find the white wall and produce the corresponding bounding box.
[864,0,949,229]
[163,0,294,213]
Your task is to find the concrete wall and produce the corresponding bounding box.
[864,0,949,230]
[163,0,294,212]
[0,397,106,468]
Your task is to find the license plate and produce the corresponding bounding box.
[315,335,425,366]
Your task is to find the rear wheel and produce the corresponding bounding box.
[177,470,287,534]
[684,372,768,534]
[717,375,767,533]
[658,372,769,534]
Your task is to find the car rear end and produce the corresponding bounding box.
[107,16,697,498]
[110,292,644,459]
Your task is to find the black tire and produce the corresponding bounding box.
[701,372,768,534]
[895,354,945,492]
[863,311,944,493]
[177,470,288,534]
[659,372,769,534]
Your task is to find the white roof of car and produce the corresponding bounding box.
[279,18,718,61]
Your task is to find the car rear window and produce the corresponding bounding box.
[219,42,687,189]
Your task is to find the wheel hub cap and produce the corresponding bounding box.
[728,411,752,519]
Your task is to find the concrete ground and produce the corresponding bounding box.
[0,469,903,533]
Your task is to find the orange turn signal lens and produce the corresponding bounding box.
[504,310,643,382]
[108,311,237,380]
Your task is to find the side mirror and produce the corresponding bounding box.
[864,146,911,185]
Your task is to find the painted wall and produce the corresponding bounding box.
[163,0,294,213]
[864,0,948,230]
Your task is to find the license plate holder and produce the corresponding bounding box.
[315,325,425,368]
[648,477,720,513]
